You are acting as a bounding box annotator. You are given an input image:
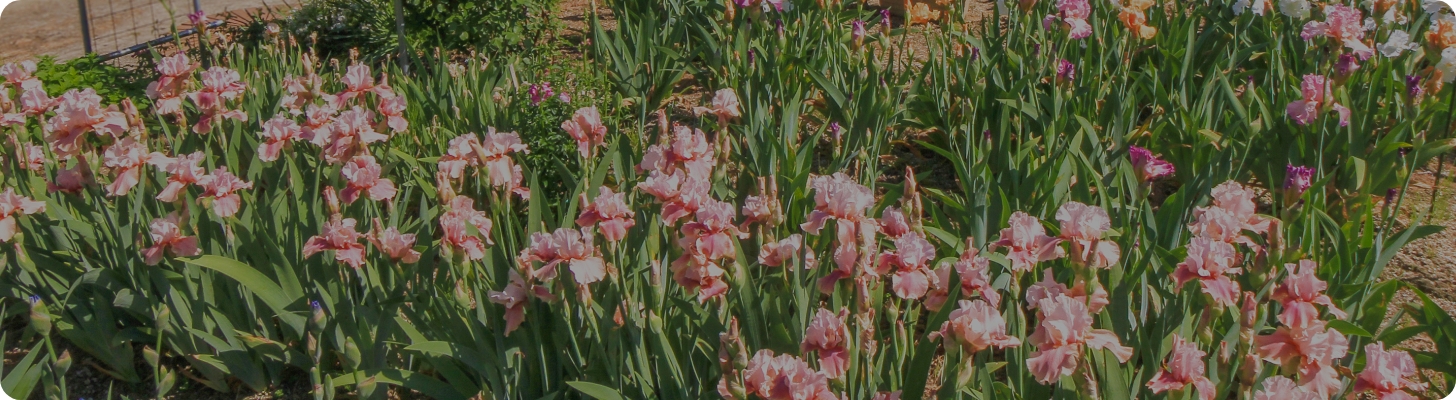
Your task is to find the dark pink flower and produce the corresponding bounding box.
[1129,146,1175,182]
[340,155,396,204]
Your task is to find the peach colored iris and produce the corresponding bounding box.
[562,106,608,159]
[934,299,1021,353]
[742,350,840,400]
[1172,237,1243,307]
[303,217,368,268]
[1055,201,1120,268]
[257,115,302,162]
[801,308,850,379]
[340,155,397,204]
[1025,294,1133,384]
[576,186,636,243]
[439,197,495,261]
[101,137,150,197]
[197,167,253,218]
[142,214,201,265]
[1350,343,1425,399]
[150,151,207,202]
[521,228,607,285]
[1146,334,1215,400]
[993,211,1065,272]
[873,232,936,299]
[0,188,46,242]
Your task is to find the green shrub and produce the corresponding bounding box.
[286,0,559,61]
[32,55,149,107]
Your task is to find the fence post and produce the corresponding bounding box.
[76,0,93,54]
[392,0,410,74]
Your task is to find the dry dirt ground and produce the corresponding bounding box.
[0,0,292,62]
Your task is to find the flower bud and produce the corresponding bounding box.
[144,346,160,367]
[54,350,72,374]
[343,338,362,370]
[310,300,328,330]
[323,186,341,216]
[28,296,50,336]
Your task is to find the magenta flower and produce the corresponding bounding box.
[1284,164,1314,197]
[1055,59,1077,83]
[1129,145,1175,182]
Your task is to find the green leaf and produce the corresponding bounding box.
[566,381,625,400]
[182,255,306,333]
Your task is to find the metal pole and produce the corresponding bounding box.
[192,0,201,14]
[392,0,409,74]
[77,0,93,54]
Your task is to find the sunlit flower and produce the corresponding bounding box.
[1379,31,1418,58]
[303,217,368,268]
[801,173,874,234]
[318,106,387,164]
[1026,294,1134,384]
[577,186,636,243]
[1056,201,1120,268]
[257,115,302,162]
[742,350,840,400]
[197,167,253,218]
[0,188,46,242]
[438,133,482,180]
[1118,0,1158,39]
[1025,268,1110,314]
[377,95,408,133]
[640,125,715,179]
[1147,335,1215,400]
[1048,0,1092,39]
[562,106,608,159]
[147,54,195,116]
[993,212,1065,272]
[0,61,37,87]
[801,308,850,379]
[20,143,45,172]
[1283,164,1314,198]
[522,227,608,285]
[1278,0,1311,19]
[367,221,420,264]
[479,128,531,199]
[1253,319,1350,398]
[872,232,935,299]
[45,89,128,157]
[758,234,803,268]
[339,155,396,203]
[1270,260,1347,328]
[693,89,742,125]
[338,63,378,104]
[1233,0,1269,16]
[440,196,494,261]
[101,137,150,197]
[1253,376,1320,400]
[1351,343,1426,399]
[142,213,201,265]
[150,151,206,202]
[1302,5,1374,59]
[935,299,1021,353]
[1426,15,1456,50]
[1173,237,1243,307]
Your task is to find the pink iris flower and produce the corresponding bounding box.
[800,173,874,235]
[1173,237,1243,307]
[149,151,206,202]
[142,214,201,265]
[44,89,128,157]
[0,188,46,242]
[487,269,555,337]
[1252,376,1320,400]
[801,308,851,379]
[576,186,636,243]
[874,232,937,300]
[1351,343,1426,399]
[1025,294,1134,384]
[479,128,531,200]
[0,61,37,87]
[439,197,495,261]
[640,125,715,179]
[377,95,407,133]
[934,299,1021,353]
[101,137,151,197]
[340,155,397,204]
[367,222,420,264]
[318,106,387,164]
[188,67,248,134]
[1056,201,1121,269]
[1146,334,1215,400]
[758,234,804,268]
[1270,260,1347,328]
[1300,5,1374,59]
[993,212,1065,273]
[257,115,302,162]
[561,106,608,159]
[521,227,607,285]
[693,88,742,125]
[196,167,253,218]
[879,206,911,238]
[437,134,482,180]
[303,217,368,268]
[927,242,1000,310]
[742,350,841,400]
[1253,319,1350,398]
[48,162,91,194]
[1286,74,1350,127]
[1024,268,1110,314]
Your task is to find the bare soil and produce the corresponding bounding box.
[0,0,291,62]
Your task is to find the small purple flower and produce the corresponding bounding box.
[188,10,208,26]
[776,19,785,36]
[28,295,41,304]
[1056,59,1076,83]
[1283,164,1314,196]
[1406,75,1424,99]
[559,92,572,103]
[852,20,867,47]
[1043,15,1060,30]
[748,49,756,69]
[1385,188,1399,203]
[528,82,555,106]
[1032,43,1042,54]
[881,9,892,29]
[970,47,981,62]
[982,129,992,141]
[829,121,843,141]
[311,300,323,310]
[1335,54,1359,77]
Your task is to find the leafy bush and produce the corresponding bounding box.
[31,55,148,106]
[286,0,559,61]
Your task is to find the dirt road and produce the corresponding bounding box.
[0,0,289,62]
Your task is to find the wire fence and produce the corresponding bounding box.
[78,0,202,58]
